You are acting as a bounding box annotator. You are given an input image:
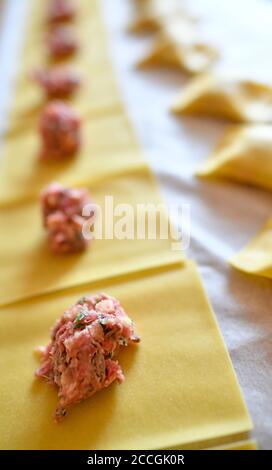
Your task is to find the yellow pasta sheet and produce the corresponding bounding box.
[210,440,257,450]
[0,110,150,206]
[0,170,182,307]
[230,218,272,279]
[0,0,148,207]
[168,439,257,450]
[196,125,272,191]
[7,0,121,136]
[0,261,252,450]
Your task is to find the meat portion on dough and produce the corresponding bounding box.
[33,67,81,98]
[48,0,77,24]
[35,293,140,420]
[41,182,92,254]
[39,101,81,160]
[47,25,79,59]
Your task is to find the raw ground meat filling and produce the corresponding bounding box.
[47,25,79,59]
[48,0,77,24]
[33,67,81,98]
[39,101,81,160]
[41,182,91,254]
[35,294,140,421]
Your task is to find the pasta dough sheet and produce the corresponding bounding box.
[230,218,272,279]
[0,0,169,208]
[0,170,183,307]
[7,0,121,135]
[210,440,257,450]
[0,110,149,206]
[196,125,272,191]
[171,74,272,122]
[0,261,252,450]
[168,439,257,450]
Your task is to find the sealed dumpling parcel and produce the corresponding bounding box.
[129,0,195,33]
[196,125,272,191]
[230,218,272,280]
[138,17,217,74]
[172,74,272,122]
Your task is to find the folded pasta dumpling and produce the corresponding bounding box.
[129,0,194,33]
[172,74,272,122]
[196,125,272,191]
[230,219,272,280]
[138,18,217,74]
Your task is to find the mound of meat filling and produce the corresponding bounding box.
[35,294,140,421]
[39,101,81,160]
[47,25,79,58]
[41,182,91,254]
[33,67,81,98]
[48,0,76,24]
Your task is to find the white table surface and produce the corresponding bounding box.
[0,0,271,449]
